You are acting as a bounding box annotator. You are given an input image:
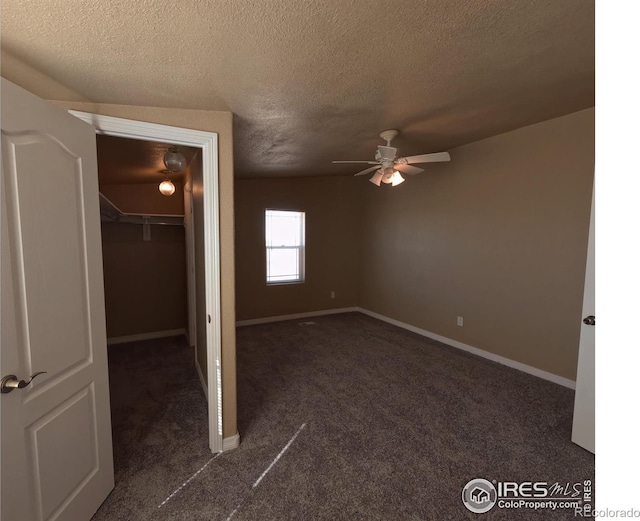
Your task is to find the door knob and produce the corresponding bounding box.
[583,315,595,326]
[1,372,47,394]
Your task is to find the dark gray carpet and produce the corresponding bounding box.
[92,336,211,520]
[93,312,594,520]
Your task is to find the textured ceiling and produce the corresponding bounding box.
[1,0,594,178]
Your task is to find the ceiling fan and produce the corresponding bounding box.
[332,129,450,186]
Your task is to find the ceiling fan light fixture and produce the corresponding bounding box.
[163,146,187,173]
[381,166,395,184]
[369,171,383,186]
[391,171,405,186]
[159,179,176,196]
[378,146,397,161]
[332,129,451,185]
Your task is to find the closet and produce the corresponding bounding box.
[96,134,197,346]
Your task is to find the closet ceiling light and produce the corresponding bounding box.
[159,179,176,196]
[163,146,187,173]
[159,145,186,197]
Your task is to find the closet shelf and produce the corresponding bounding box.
[99,192,184,226]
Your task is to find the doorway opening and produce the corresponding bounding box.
[96,134,197,348]
[69,110,223,453]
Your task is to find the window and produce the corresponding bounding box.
[265,209,305,284]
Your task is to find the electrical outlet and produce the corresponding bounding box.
[330,291,336,299]
[457,316,464,326]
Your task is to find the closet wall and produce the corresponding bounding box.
[101,182,184,215]
[101,183,188,340]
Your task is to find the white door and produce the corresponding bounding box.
[1,79,114,520]
[572,188,595,453]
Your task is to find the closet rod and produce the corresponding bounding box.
[99,193,183,226]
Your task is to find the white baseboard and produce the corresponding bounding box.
[222,433,240,451]
[236,307,359,327]
[107,328,187,345]
[357,308,576,390]
[195,355,207,400]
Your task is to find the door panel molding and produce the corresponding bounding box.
[28,384,99,520]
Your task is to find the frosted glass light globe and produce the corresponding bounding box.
[163,147,187,172]
[391,171,405,186]
[159,179,176,196]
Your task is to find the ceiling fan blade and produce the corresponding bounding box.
[332,160,379,164]
[394,164,424,175]
[354,166,382,177]
[402,152,451,164]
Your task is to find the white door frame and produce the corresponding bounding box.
[69,111,223,453]
[183,180,197,348]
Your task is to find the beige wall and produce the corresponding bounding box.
[101,182,185,215]
[101,223,187,338]
[235,176,362,320]
[360,108,594,380]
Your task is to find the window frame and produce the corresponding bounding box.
[265,208,306,285]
